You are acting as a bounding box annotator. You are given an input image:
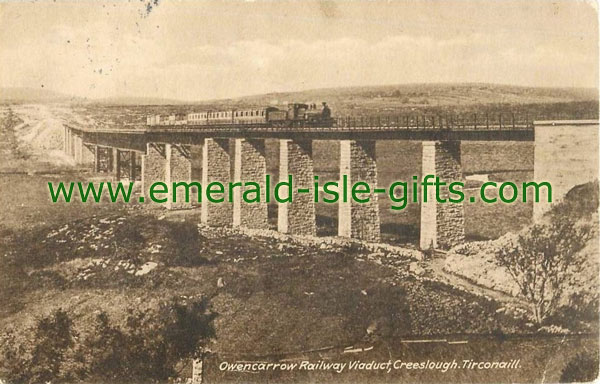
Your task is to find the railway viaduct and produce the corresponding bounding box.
[62,117,599,250]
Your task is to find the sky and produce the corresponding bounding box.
[0,0,598,101]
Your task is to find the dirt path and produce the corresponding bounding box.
[9,104,75,169]
[425,254,529,309]
[0,105,127,234]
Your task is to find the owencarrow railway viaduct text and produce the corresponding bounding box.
[62,114,599,250]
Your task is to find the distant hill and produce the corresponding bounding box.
[4,83,598,120]
[93,96,187,106]
[190,83,598,117]
[219,83,598,105]
[0,88,186,106]
[0,87,84,104]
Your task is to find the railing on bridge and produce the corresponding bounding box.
[145,112,539,132]
[333,113,534,130]
[84,111,597,133]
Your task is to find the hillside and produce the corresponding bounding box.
[3,84,598,123]
[48,83,595,129]
[210,83,598,111]
[93,96,187,106]
[92,83,598,108]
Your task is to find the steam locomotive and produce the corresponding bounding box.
[147,102,333,127]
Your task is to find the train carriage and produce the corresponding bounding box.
[187,112,209,125]
[148,102,333,127]
[233,107,278,125]
[207,110,233,125]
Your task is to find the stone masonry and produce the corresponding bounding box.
[129,151,138,181]
[278,139,316,236]
[94,145,101,172]
[64,127,71,156]
[165,144,193,210]
[106,147,114,173]
[338,140,381,242]
[141,143,166,204]
[73,135,94,166]
[201,138,232,226]
[73,134,83,163]
[114,149,122,180]
[69,130,77,159]
[233,139,269,228]
[81,144,95,166]
[420,141,465,250]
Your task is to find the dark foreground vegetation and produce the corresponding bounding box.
[2,300,215,383]
[0,209,597,383]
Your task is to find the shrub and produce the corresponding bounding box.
[560,352,599,382]
[84,312,131,380]
[495,220,590,324]
[167,221,208,267]
[28,309,76,383]
[84,298,216,382]
[1,331,29,383]
[548,181,599,222]
[159,297,216,360]
[1,309,77,384]
[0,298,216,384]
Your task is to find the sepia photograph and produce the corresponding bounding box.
[0,0,598,383]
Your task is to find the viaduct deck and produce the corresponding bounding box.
[72,122,535,151]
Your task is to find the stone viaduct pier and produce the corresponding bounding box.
[62,116,598,250]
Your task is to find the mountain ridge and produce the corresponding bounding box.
[2,83,597,109]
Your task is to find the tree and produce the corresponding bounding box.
[495,220,590,324]
[1,298,216,383]
[84,312,130,380]
[83,298,216,382]
[26,309,76,384]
